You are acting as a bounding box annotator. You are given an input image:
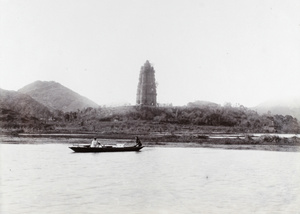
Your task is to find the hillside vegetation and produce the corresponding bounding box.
[2,103,299,136]
[0,108,52,132]
[59,104,299,134]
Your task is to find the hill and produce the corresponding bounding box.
[18,81,99,112]
[0,88,51,118]
[187,100,220,108]
[253,97,300,121]
[52,105,299,134]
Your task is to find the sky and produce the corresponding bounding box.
[1,0,300,107]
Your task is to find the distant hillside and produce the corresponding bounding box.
[18,81,99,112]
[187,100,220,108]
[254,97,300,120]
[0,88,51,118]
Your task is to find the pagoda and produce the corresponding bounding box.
[136,60,157,106]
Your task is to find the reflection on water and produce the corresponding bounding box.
[1,142,300,214]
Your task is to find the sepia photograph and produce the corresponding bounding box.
[1,0,300,213]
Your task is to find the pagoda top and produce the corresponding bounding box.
[145,60,151,66]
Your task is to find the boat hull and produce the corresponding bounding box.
[69,146,144,153]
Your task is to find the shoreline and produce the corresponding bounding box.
[1,133,300,152]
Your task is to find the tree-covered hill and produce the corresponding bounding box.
[1,90,299,134]
[51,104,300,134]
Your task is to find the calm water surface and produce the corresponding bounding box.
[1,141,300,214]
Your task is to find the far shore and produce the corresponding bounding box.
[1,132,300,152]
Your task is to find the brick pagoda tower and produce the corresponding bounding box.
[136,60,157,106]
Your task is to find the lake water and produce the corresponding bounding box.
[1,141,300,214]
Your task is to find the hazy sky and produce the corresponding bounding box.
[1,0,299,107]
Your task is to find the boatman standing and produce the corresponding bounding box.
[135,136,142,147]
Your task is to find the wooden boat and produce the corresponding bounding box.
[69,144,144,153]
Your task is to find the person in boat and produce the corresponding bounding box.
[91,138,102,148]
[135,136,142,147]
